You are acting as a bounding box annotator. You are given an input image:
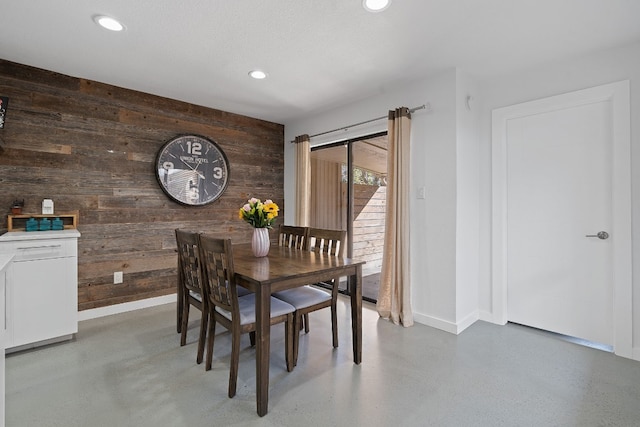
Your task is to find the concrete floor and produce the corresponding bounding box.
[6,297,640,426]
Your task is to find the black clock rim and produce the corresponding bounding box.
[154,134,230,206]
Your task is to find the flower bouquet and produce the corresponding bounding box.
[239,198,279,257]
[238,197,279,229]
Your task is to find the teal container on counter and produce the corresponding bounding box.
[38,218,51,231]
[25,217,38,231]
[52,217,64,230]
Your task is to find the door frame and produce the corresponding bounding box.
[491,81,632,358]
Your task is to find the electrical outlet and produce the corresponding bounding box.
[114,271,123,284]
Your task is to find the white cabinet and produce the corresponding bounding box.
[0,230,80,352]
[1,254,13,427]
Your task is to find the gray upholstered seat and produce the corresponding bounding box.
[215,294,296,325]
[273,227,346,365]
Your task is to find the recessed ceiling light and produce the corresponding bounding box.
[93,15,124,32]
[248,70,268,80]
[363,0,391,12]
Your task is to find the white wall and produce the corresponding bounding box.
[455,69,480,331]
[476,41,640,357]
[284,40,640,351]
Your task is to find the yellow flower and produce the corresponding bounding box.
[239,197,280,228]
[263,201,279,213]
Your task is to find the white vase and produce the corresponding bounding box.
[251,228,270,257]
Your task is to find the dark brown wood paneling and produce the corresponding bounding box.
[0,59,284,311]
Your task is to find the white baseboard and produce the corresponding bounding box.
[456,310,480,333]
[479,310,506,325]
[78,294,177,322]
[412,309,480,335]
[413,312,457,334]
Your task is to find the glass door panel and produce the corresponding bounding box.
[310,133,387,303]
[351,135,386,302]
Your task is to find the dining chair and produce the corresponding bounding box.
[276,224,310,331]
[277,224,308,250]
[175,229,208,365]
[273,227,346,365]
[197,234,296,398]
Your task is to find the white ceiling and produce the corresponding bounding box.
[1,1,639,124]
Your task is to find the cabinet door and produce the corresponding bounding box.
[1,265,6,426]
[11,257,77,348]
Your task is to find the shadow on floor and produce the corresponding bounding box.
[362,272,379,302]
[335,272,379,303]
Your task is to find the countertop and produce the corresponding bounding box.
[0,229,81,242]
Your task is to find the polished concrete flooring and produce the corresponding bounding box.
[6,297,640,426]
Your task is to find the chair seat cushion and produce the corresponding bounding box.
[195,283,248,299]
[188,290,202,303]
[272,286,331,309]
[215,294,295,326]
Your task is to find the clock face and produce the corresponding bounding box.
[155,135,230,206]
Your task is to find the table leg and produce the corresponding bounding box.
[256,283,271,416]
[350,264,362,364]
[177,265,183,333]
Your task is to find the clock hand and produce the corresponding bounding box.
[180,158,205,179]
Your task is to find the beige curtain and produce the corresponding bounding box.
[377,107,413,327]
[294,134,311,227]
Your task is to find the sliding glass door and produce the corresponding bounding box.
[310,132,387,303]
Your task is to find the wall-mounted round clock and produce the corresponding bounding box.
[155,134,230,206]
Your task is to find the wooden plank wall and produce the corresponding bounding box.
[353,184,385,276]
[0,60,284,311]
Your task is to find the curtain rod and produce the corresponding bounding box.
[293,103,431,142]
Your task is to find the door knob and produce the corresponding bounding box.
[586,231,609,240]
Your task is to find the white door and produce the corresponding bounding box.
[492,81,632,357]
[506,102,612,345]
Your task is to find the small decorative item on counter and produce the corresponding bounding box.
[39,218,52,231]
[11,199,24,215]
[25,217,39,231]
[52,217,64,230]
[42,198,54,214]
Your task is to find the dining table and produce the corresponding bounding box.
[231,242,365,417]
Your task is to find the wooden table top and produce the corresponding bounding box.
[232,243,365,286]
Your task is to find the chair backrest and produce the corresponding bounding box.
[278,225,308,250]
[197,234,238,315]
[307,227,346,257]
[175,229,203,295]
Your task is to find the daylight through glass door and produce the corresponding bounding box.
[309,132,387,303]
